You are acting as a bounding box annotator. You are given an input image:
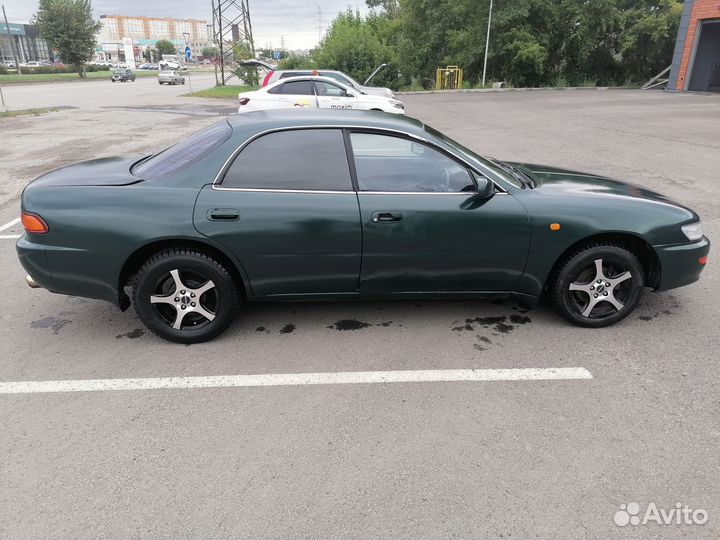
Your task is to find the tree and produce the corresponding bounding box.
[232,41,259,86]
[33,0,101,77]
[313,9,396,88]
[155,39,177,58]
[202,46,220,58]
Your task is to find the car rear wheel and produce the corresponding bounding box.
[552,244,644,327]
[133,249,239,343]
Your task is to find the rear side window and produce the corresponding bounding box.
[268,80,315,95]
[133,120,232,180]
[222,129,352,191]
[279,71,311,79]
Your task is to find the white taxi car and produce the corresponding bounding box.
[237,76,405,114]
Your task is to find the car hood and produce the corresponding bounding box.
[511,162,690,210]
[360,85,395,98]
[27,156,144,188]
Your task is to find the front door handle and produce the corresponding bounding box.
[208,208,240,221]
[371,211,403,223]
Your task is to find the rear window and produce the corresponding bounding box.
[221,129,352,191]
[133,121,232,180]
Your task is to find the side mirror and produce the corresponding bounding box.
[474,175,495,199]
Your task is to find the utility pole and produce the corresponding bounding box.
[316,5,323,43]
[280,34,285,52]
[182,31,192,94]
[481,0,493,87]
[2,4,21,75]
[212,0,254,85]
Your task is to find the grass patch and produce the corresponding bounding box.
[0,106,64,118]
[0,70,157,84]
[183,85,256,99]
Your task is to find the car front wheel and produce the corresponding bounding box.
[552,244,644,327]
[133,249,239,343]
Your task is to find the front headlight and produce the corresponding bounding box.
[392,101,404,109]
[681,221,703,242]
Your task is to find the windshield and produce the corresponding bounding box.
[132,120,232,180]
[424,124,523,188]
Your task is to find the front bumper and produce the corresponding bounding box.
[654,236,710,291]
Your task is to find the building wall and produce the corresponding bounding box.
[669,0,720,90]
[1,23,51,63]
[98,15,210,61]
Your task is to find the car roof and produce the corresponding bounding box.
[267,75,349,86]
[227,109,423,138]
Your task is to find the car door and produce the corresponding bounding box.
[265,80,318,109]
[349,131,531,294]
[314,80,358,110]
[193,128,362,297]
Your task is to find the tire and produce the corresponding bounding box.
[133,249,239,343]
[551,244,644,328]
[181,79,185,85]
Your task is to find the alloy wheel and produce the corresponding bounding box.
[149,268,218,330]
[567,258,633,319]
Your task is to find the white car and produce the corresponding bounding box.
[237,76,405,115]
[158,70,185,85]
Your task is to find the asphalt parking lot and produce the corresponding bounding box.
[0,86,718,539]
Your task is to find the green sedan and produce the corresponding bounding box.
[17,110,709,343]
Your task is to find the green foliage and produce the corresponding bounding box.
[231,41,258,85]
[202,46,220,58]
[304,0,683,89]
[313,9,400,89]
[278,53,315,70]
[32,0,102,77]
[0,65,7,75]
[155,39,176,57]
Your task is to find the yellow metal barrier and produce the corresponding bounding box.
[435,66,464,90]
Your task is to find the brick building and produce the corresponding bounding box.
[668,0,720,91]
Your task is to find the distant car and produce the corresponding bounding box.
[201,59,211,65]
[111,68,136,82]
[158,70,185,85]
[25,61,43,68]
[237,76,405,114]
[263,68,396,98]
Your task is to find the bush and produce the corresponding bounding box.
[0,65,7,75]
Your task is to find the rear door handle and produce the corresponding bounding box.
[371,211,403,223]
[208,208,240,221]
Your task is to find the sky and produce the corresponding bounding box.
[1,0,369,50]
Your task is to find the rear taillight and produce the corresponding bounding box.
[21,211,48,234]
[262,71,273,87]
[238,97,250,106]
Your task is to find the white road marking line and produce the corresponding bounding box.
[0,368,592,395]
[0,234,21,240]
[0,217,20,232]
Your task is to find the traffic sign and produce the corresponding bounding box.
[272,50,282,60]
[185,46,192,59]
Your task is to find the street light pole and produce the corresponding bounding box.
[2,4,21,75]
[182,31,192,94]
[481,0,493,87]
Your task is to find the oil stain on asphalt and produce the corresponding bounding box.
[115,328,145,339]
[327,319,395,331]
[31,316,72,335]
[280,323,296,334]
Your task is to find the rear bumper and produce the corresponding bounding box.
[16,236,55,291]
[654,237,710,291]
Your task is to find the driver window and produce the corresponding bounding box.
[350,133,476,193]
[315,81,347,97]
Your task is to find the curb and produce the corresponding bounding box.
[397,86,641,95]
